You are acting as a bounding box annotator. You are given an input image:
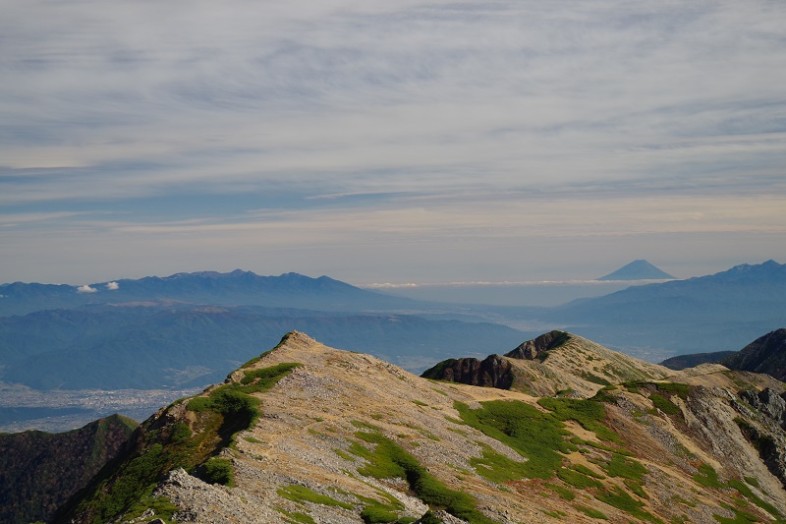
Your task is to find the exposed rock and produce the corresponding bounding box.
[504,330,570,360]
[737,388,786,488]
[740,388,786,428]
[420,354,513,389]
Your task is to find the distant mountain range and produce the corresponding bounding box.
[1,260,785,406]
[0,270,416,317]
[537,259,786,357]
[597,259,674,280]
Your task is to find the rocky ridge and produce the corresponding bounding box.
[424,330,672,398]
[55,331,786,524]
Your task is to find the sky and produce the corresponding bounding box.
[2,0,785,286]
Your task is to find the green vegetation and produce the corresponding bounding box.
[624,382,690,417]
[360,504,400,523]
[693,463,724,489]
[455,400,568,479]
[335,448,356,461]
[538,397,621,444]
[199,457,233,485]
[571,463,604,479]
[650,393,681,415]
[557,467,602,489]
[654,382,690,399]
[67,362,299,523]
[469,444,530,483]
[279,509,316,524]
[240,362,301,389]
[713,507,759,524]
[580,371,612,386]
[277,485,354,510]
[544,483,575,501]
[744,476,760,488]
[124,495,179,524]
[575,505,608,520]
[603,453,647,497]
[595,486,661,523]
[350,430,497,524]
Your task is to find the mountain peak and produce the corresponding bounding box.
[504,330,571,359]
[723,328,786,380]
[598,259,674,281]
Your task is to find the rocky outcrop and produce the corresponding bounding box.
[723,328,786,381]
[504,330,570,360]
[737,388,786,488]
[421,354,513,389]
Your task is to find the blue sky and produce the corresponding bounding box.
[2,0,785,285]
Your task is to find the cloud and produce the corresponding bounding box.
[1,0,785,283]
[106,281,119,290]
[77,284,97,294]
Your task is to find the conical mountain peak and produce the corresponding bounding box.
[598,259,674,280]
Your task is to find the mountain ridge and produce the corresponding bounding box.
[0,270,417,317]
[41,330,786,524]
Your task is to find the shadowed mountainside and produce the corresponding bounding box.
[723,328,786,381]
[0,415,137,524]
[660,329,786,379]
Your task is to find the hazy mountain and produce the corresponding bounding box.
[598,259,674,280]
[48,332,786,524]
[0,303,532,390]
[0,414,137,524]
[543,259,786,357]
[0,270,417,317]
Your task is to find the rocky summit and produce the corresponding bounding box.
[49,331,786,524]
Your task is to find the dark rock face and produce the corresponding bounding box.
[504,330,570,360]
[0,414,136,524]
[737,388,786,489]
[723,328,786,381]
[740,388,786,430]
[421,355,513,389]
[660,351,736,370]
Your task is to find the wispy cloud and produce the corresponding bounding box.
[1,0,785,282]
